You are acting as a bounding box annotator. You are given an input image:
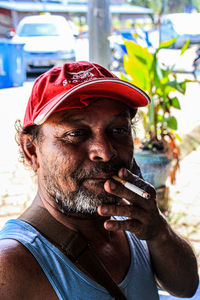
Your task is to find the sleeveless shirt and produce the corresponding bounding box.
[0,219,159,300]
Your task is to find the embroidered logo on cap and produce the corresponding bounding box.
[62,80,68,86]
[64,67,96,84]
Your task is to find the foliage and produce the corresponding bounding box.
[121,38,191,183]
[126,0,164,15]
[126,0,200,15]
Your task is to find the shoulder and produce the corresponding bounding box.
[0,238,34,266]
[0,239,44,299]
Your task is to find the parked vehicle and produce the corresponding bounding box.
[12,15,77,73]
[193,47,200,80]
[160,13,200,48]
[109,28,152,71]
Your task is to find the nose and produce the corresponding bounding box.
[88,134,117,162]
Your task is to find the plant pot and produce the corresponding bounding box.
[134,150,172,189]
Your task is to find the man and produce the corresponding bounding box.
[0,61,198,299]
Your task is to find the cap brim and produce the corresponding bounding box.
[34,78,150,125]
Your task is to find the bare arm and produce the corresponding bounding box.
[98,167,199,297]
[0,240,31,300]
[0,239,58,300]
[147,217,199,297]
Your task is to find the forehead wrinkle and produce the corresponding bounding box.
[56,116,85,126]
[53,110,131,127]
[109,111,131,123]
[47,109,84,126]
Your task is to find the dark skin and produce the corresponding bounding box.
[0,99,199,299]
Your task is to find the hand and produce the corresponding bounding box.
[98,168,165,241]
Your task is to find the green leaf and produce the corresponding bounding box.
[179,81,186,94]
[156,81,175,97]
[180,39,190,55]
[162,98,170,110]
[157,114,164,122]
[121,34,191,140]
[174,132,182,143]
[165,80,185,94]
[171,97,181,109]
[123,54,151,92]
[157,38,177,51]
[124,40,153,70]
[124,40,144,59]
[120,72,132,82]
[166,116,178,130]
[148,97,155,128]
[139,109,148,133]
[153,56,163,86]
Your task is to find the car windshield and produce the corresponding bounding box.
[171,14,200,35]
[18,23,60,37]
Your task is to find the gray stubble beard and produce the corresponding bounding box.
[45,178,120,215]
[42,158,133,215]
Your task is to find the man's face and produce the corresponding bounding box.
[35,99,136,214]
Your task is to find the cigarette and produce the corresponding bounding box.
[112,175,150,199]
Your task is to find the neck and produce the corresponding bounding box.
[32,193,113,243]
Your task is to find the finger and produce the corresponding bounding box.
[118,168,156,198]
[104,217,164,240]
[104,218,141,233]
[98,203,146,219]
[103,218,158,240]
[104,179,152,209]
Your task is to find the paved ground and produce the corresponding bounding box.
[0,81,36,227]
[0,76,200,280]
[169,146,200,272]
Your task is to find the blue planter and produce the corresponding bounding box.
[134,150,172,189]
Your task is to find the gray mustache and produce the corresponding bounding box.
[70,162,124,184]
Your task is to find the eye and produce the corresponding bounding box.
[68,130,84,136]
[58,129,90,144]
[112,127,129,134]
[109,124,132,142]
[110,125,132,136]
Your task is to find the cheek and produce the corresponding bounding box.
[117,137,134,163]
[37,142,84,191]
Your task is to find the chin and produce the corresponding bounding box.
[61,197,120,216]
[50,184,120,215]
[61,204,99,216]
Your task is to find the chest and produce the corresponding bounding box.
[1,223,159,300]
[88,231,131,284]
[31,235,131,299]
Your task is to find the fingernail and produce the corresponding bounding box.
[105,222,113,230]
[110,181,116,190]
[119,168,128,178]
[101,206,108,214]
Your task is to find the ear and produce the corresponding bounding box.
[19,134,40,170]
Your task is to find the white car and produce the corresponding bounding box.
[160,13,200,48]
[12,15,77,73]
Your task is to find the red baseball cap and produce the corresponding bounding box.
[23,61,150,129]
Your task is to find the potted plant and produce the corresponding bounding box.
[120,38,190,211]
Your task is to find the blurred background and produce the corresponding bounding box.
[1,0,200,75]
[0,1,200,298]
